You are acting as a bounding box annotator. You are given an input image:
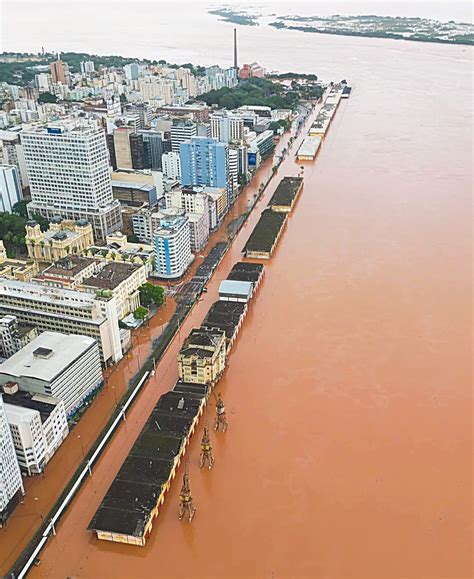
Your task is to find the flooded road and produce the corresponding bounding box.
[7,18,473,579]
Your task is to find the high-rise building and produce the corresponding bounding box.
[228,148,239,202]
[139,130,164,170]
[210,113,244,143]
[165,187,210,251]
[50,59,66,84]
[154,210,193,279]
[0,164,22,213]
[0,394,24,526]
[22,121,122,240]
[161,151,181,179]
[0,315,38,359]
[180,137,229,205]
[170,120,197,153]
[130,133,146,170]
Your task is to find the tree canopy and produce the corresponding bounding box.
[38,91,57,103]
[139,283,165,307]
[133,306,149,321]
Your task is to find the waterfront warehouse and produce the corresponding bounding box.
[202,301,247,349]
[267,177,304,212]
[88,390,205,546]
[226,262,265,292]
[297,136,322,161]
[243,209,288,259]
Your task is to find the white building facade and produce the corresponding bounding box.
[161,151,181,180]
[0,394,23,526]
[21,121,122,239]
[0,332,103,418]
[154,211,193,279]
[0,164,22,213]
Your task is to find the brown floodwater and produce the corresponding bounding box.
[14,23,473,579]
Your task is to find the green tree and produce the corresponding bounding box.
[219,93,236,110]
[139,282,165,307]
[119,93,127,103]
[30,213,49,231]
[12,200,28,218]
[38,91,57,103]
[133,306,148,321]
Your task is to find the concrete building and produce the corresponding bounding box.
[113,126,134,170]
[0,164,22,213]
[124,63,139,81]
[79,261,147,320]
[247,130,275,168]
[138,130,164,170]
[154,210,193,279]
[177,327,226,385]
[161,151,181,180]
[0,279,123,364]
[170,120,197,153]
[165,187,210,251]
[0,394,24,526]
[22,121,122,240]
[210,113,244,143]
[0,130,29,188]
[33,255,100,289]
[187,211,210,252]
[0,315,38,360]
[0,332,103,417]
[180,137,229,205]
[25,218,94,263]
[50,59,66,84]
[2,384,69,475]
[80,60,95,75]
[112,181,158,207]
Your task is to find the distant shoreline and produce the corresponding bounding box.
[208,8,474,47]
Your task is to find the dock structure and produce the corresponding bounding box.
[267,176,304,213]
[88,390,205,546]
[226,262,265,291]
[243,208,288,259]
[309,85,343,138]
[202,300,247,350]
[297,135,322,161]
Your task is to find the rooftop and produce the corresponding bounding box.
[39,256,97,279]
[2,390,61,423]
[218,279,253,298]
[268,177,303,207]
[0,331,97,383]
[82,262,142,290]
[244,209,287,253]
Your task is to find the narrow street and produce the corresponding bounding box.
[0,103,315,577]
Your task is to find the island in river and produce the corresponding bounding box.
[209,8,474,46]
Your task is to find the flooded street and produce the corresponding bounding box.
[2,6,472,578]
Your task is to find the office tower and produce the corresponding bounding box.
[170,120,197,153]
[161,151,181,179]
[0,315,38,359]
[154,210,193,279]
[0,394,24,526]
[22,121,122,240]
[210,113,244,143]
[228,148,239,200]
[180,137,229,205]
[138,130,164,170]
[130,133,146,169]
[0,165,22,213]
[50,59,66,84]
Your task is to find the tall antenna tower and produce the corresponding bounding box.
[233,28,238,72]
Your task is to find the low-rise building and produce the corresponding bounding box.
[0,315,38,359]
[33,255,100,289]
[2,383,68,476]
[218,279,253,303]
[0,331,103,418]
[85,232,155,277]
[0,241,38,282]
[0,279,123,364]
[25,218,94,263]
[79,261,147,320]
[177,327,226,385]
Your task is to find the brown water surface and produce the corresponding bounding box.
[16,24,473,579]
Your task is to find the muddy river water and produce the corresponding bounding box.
[3,10,472,579]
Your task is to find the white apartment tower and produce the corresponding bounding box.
[0,164,23,213]
[210,113,244,143]
[0,394,24,526]
[161,151,181,180]
[154,210,193,279]
[22,121,122,240]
